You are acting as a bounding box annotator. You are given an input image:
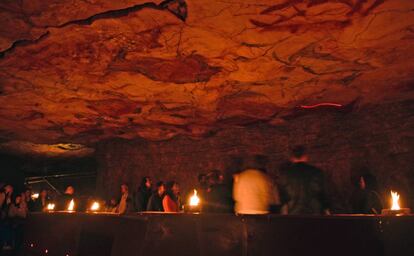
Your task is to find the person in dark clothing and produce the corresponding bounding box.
[33,189,49,212]
[24,188,35,212]
[203,170,234,213]
[134,177,152,212]
[57,185,76,211]
[350,173,383,214]
[278,146,330,215]
[147,182,166,211]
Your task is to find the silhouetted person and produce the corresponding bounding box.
[163,181,181,212]
[24,187,35,212]
[1,184,13,249]
[33,189,49,212]
[147,182,166,211]
[57,185,76,211]
[116,183,133,214]
[233,155,280,214]
[278,146,330,215]
[350,173,383,214]
[134,177,152,212]
[203,170,234,213]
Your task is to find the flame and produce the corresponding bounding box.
[189,189,200,206]
[67,199,75,211]
[90,201,100,211]
[31,193,39,200]
[46,203,55,211]
[391,191,401,210]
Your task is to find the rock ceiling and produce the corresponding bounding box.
[0,0,414,146]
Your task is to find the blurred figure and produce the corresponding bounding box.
[134,177,152,212]
[196,173,208,203]
[116,183,133,214]
[203,170,233,213]
[8,194,28,219]
[57,185,76,211]
[33,188,49,212]
[7,193,28,252]
[147,182,166,211]
[163,181,181,212]
[107,199,118,213]
[24,187,35,212]
[350,173,383,214]
[0,184,13,218]
[278,146,330,215]
[233,155,280,214]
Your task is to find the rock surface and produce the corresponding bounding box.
[0,0,414,144]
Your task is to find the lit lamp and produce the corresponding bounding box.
[67,199,75,212]
[46,203,55,212]
[382,191,411,215]
[186,189,201,213]
[89,201,100,213]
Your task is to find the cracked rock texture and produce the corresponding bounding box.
[0,0,413,144]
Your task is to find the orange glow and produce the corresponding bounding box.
[391,191,401,210]
[90,201,100,211]
[46,203,55,211]
[67,199,75,211]
[189,189,200,206]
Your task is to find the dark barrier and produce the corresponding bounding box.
[19,213,414,256]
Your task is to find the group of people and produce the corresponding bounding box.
[1,145,384,251]
[110,146,383,215]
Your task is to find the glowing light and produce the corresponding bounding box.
[30,243,34,248]
[90,201,100,211]
[391,191,401,210]
[31,193,39,200]
[45,249,48,254]
[46,203,55,211]
[189,189,200,206]
[67,199,75,211]
[300,103,343,109]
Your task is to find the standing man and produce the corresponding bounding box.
[134,177,152,212]
[278,146,330,215]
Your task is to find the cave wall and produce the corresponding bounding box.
[96,99,414,211]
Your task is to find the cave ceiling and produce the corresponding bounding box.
[0,0,414,149]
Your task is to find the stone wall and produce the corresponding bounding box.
[96,99,414,212]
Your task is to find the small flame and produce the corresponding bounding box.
[31,193,39,200]
[67,199,75,211]
[391,191,401,210]
[189,189,200,206]
[90,201,100,211]
[46,203,55,211]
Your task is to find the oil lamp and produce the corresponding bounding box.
[89,201,100,212]
[46,203,55,212]
[186,189,201,213]
[381,191,411,215]
[67,199,75,212]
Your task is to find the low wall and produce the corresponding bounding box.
[20,212,414,256]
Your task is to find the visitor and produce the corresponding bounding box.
[278,146,330,215]
[8,193,28,219]
[57,185,76,211]
[8,193,28,252]
[163,181,181,212]
[116,183,133,214]
[33,188,49,212]
[350,173,383,214]
[1,184,14,250]
[233,155,280,214]
[134,177,152,212]
[203,170,233,213]
[24,187,35,212]
[147,182,166,211]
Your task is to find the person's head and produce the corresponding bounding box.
[207,170,224,185]
[121,183,129,194]
[65,186,75,195]
[360,173,377,191]
[40,188,48,199]
[290,145,308,163]
[141,177,152,190]
[25,188,32,199]
[156,182,166,196]
[198,174,207,186]
[4,184,13,194]
[166,181,179,195]
[15,194,22,205]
